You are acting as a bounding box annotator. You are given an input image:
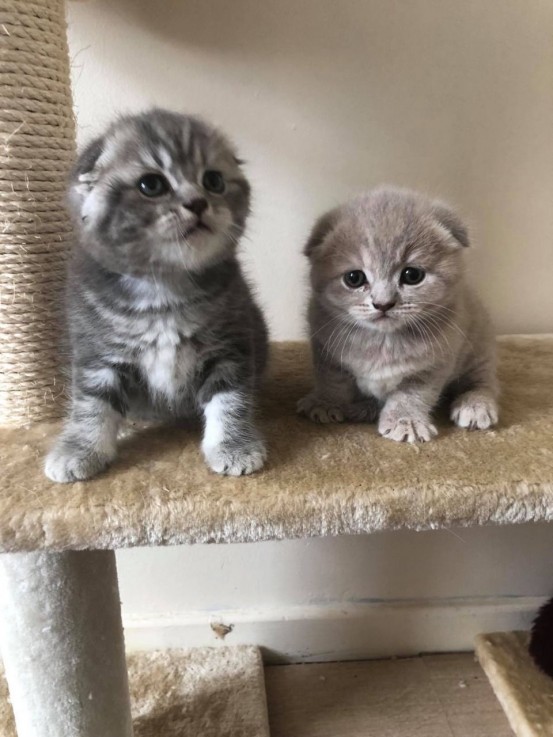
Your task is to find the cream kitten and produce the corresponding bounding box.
[298,187,499,442]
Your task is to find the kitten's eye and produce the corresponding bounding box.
[343,270,367,289]
[202,170,225,194]
[400,267,426,286]
[137,173,170,198]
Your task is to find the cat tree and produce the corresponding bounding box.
[0,6,135,735]
[0,2,552,737]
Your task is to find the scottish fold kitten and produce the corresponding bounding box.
[45,109,268,482]
[298,187,498,442]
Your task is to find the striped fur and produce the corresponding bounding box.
[45,110,268,482]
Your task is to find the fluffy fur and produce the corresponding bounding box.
[45,109,268,482]
[299,187,499,442]
[529,597,553,678]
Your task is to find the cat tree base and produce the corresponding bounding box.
[0,551,133,737]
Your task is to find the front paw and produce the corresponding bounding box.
[45,441,114,483]
[378,413,437,443]
[297,393,345,424]
[203,437,267,477]
[451,391,498,430]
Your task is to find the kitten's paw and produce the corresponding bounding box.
[297,394,345,424]
[204,438,267,477]
[45,443,113,483]
[451,392,498,430]
[378,414,438,443]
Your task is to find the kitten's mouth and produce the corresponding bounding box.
[181,220,211,239]
[364,313,401,332]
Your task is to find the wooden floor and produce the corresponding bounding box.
[265,653,513,737]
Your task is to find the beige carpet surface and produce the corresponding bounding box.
[1,336,552,552]
[0,647,270,737]
[475,631,553,737]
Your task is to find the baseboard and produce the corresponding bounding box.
[123,596,544,663]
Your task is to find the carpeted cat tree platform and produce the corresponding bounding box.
[1,1,553,736]
[0,335,552,552]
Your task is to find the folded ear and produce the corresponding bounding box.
[304,208,339,257]
[432,202,469,247]
[67,135,105,214]
[72,135,105,182]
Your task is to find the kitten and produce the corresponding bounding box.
[298,187,498,442]
[45,109,268,482]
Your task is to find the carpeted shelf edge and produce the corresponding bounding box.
[2,478,553,554]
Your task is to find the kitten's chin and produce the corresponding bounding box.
[157,230,233,272]
[361,316,403,334]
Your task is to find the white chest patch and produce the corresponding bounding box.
[139,315,196,400]
[356,362,420,401]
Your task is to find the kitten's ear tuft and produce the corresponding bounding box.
[304,209,339,257]
[432,202,470,247]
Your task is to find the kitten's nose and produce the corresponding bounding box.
[372,301,396,313]
[183,197,208,218]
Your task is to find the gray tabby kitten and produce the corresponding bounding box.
[45,109,268,482]
[298,187,499,442]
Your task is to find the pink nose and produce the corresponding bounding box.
[372,301,396,313]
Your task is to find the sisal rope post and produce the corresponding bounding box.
[0,0,75,425]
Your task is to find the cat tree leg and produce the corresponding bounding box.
[0,550,133,737]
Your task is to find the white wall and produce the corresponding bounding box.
[66,0,553,660]
[67,0,553,339]
[118,525,553,662]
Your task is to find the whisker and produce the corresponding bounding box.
[421,314,452,358]
[310,312,346,339]
[401,301,474,352]
[322,318,354,360]
[405,314,436,363]
[340,320,358,371]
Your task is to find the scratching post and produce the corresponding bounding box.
[0,0,75,425]
[0,2,134,735]
[0,552,134,737]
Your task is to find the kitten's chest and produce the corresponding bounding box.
[356,364,416,400]
[138,313,199,399]
[349,344,425,400]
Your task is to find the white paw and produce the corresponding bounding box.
[45,443,113,483]
[378,414,438,443]
[451,394,498,430]
[297,394,345,424]
[204,438,267,476]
